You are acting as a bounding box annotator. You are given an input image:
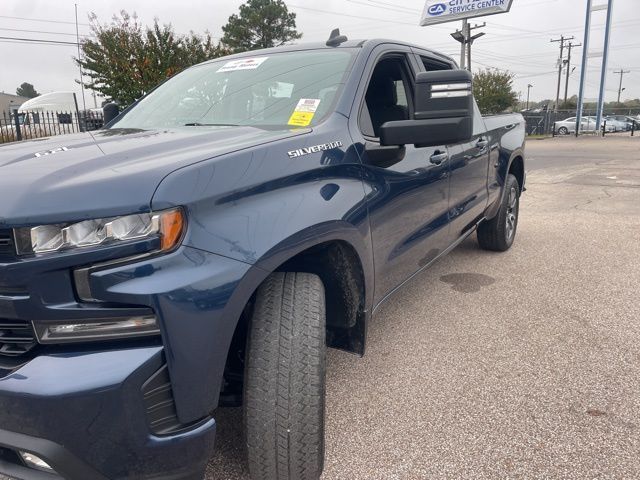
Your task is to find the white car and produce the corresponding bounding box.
[604,116,627,132]
[555,116,614,135]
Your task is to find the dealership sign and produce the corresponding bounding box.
[420,0,513,26]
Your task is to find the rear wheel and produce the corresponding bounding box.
[557,126,569,135]
[244,272,326,480]
[477,173,520,252]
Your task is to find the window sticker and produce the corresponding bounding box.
[287,98,321,127]
[217,57,269,72]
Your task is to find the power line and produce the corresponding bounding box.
[0,39,76,47]
[0,14,90,26]
[358,0,418,13]
[345,0,419,16]
[0,36,79,46]
[288,3,454,29]
[0,15,91,27]
[0,27,92,37]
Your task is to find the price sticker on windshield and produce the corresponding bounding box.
[217,57,268,72]
[288,99,321,127]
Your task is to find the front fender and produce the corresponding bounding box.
[144,121,374,418]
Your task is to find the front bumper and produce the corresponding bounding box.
[0,239,257,479]
[0,347,216,479]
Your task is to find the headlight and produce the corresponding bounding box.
[33,315,159,343]
[14,208,185,255]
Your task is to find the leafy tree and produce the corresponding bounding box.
[473,69,518,115]
[16,82,39,98]
[76,11,228,106]
[221,0,302,53]
[559,95,578,110]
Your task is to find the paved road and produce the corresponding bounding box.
[206,136,640,479]
[526,133,639,170]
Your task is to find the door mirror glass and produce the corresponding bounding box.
[380,69,474,148]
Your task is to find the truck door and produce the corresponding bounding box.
[352,49,451,304]
[445,98,491,238]
[414,52,489,239]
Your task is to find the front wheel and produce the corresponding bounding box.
[557,126,569,135]
[244,272,326,480]
[477,173,520,251]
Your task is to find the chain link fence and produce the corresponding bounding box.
[522,108,640,137]
[0,109,104,144]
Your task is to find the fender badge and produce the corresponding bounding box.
[287,141,343,158]
[35,146,70,158]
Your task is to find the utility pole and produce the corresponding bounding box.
[451,21,485,71]
[466,22,486,72]
[551,35,573,111]
[614,69,630,103]
[563,42,581,106]
[526,84,533,110]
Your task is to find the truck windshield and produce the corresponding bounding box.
[110,49,355,130]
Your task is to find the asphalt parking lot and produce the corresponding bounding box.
[206,136,640,479]
[1,136,638,480]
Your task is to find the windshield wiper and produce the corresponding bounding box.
[183,122,239,127]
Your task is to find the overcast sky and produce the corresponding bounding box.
[1,0,639,108]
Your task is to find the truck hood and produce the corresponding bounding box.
[0,127,307,227]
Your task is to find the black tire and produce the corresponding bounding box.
[557,126,569,135]
[244,272,326,480]
[477,173,520,252]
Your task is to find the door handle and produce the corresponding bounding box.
[429,151,448,165]
[476,138,489,150]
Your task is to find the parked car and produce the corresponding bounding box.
[587,116,616,132]
[0,35,526,480]
[619,115,639,131]
[604,115,628,132]
[555,116,614,134]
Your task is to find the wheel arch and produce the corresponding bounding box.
[508,153,525,194]
[485,149,525,221]
[218,222,373,407]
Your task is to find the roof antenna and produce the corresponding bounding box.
[326,28,348,47]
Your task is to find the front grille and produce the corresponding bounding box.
[0,319,37,357]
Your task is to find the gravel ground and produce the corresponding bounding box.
[206,136,640,479]
[2,136,638,480]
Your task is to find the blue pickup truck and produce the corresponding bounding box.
[0,33,525,480]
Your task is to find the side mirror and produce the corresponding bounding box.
[380,69,474,148]
[103,103,120,125]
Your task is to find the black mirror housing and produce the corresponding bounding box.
[103,103,120,125]
[380,69,474,148]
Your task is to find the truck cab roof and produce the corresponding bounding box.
[202,38,456,67]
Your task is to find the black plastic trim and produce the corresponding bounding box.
[0,428,108,480]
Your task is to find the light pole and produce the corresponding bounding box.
[526,84,533,110]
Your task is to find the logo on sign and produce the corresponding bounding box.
[428,3,446,15]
